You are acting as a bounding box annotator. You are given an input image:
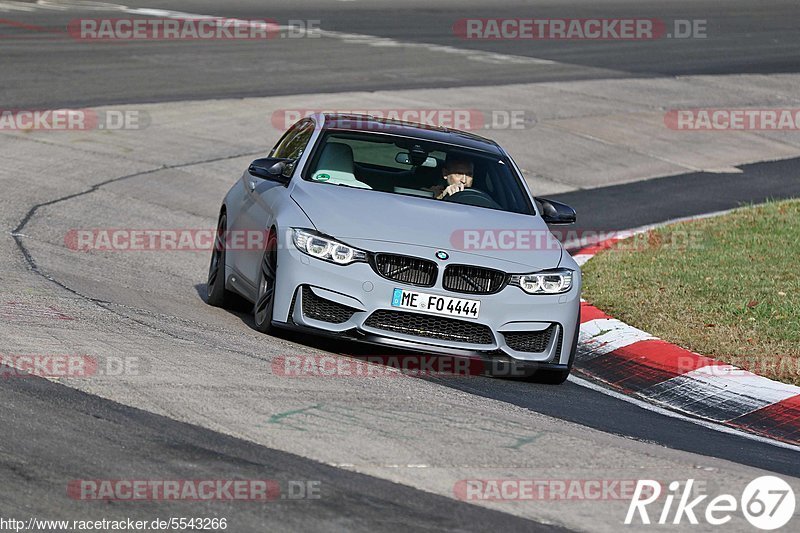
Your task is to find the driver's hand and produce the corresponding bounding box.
[428,185,444,198]
[437,183,465,199]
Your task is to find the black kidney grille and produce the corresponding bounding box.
[443,264,507,294]
[504,325,556,353]
[372,254,437,287]
[364,309,494,345]
[302,286,358,324]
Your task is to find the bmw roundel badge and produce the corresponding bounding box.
[435,251,449,260]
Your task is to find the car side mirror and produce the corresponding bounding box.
[248,158,294,183]
[535,197,576,225]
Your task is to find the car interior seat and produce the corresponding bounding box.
[313,142,372,189]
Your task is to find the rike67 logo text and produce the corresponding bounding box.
[626,476,795,530]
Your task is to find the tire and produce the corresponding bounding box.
[529,309,581,385]
[253,229,278,334]
[206,212,235,308]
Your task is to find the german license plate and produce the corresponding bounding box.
[391,288,480,319]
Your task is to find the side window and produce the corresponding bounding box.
[271,119,315,160]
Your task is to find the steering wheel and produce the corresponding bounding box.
[443,188,503,210]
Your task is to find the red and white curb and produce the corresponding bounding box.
[571,226,800,447]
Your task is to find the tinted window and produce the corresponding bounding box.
[271,119,315,160]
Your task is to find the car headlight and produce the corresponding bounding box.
[292,228,367,265]
[510,268,573,294]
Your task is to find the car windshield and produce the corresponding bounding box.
[303,131,534,215]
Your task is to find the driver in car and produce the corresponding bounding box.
[431,154,474,199]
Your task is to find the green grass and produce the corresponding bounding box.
[582,199,800,385]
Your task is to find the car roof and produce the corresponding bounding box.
[319,113,504,155]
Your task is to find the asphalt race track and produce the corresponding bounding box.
[1,1,799,531]
[2,0,800,108]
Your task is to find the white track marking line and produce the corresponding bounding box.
[35,0,127,10]
[569,375,800,452]
[316,28,555,65]
[0,1,37,12]
[116,6,555,66]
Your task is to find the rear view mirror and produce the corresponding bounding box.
[395,152,438,168]
[535,197,576,225]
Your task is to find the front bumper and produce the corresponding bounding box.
[273,242,581,364]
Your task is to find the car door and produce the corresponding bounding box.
[232,118,316,294]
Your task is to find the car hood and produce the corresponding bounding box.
[290,183,563,270]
